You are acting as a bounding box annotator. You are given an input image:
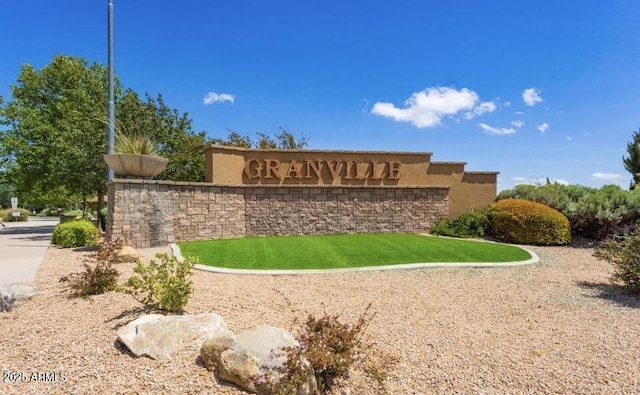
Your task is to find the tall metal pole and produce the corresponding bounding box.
[107,0,115,180]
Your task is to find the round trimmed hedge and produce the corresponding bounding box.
[489,199,571,246]
[52,219,100,248]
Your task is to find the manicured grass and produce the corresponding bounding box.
[177,233,532,270]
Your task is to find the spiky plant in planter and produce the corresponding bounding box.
[114,132,158,156]
[103,126,168,178]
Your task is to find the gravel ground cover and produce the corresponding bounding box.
[1,240,639,394]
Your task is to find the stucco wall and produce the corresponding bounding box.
[107,179,449,248]
[205,145,497,217]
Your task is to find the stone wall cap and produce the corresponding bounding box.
[430,161,468,166]
[108,179,450,189]
[205,144,433,156]
[464,171,500,175]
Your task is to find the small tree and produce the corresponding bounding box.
[212,127,308,150]
[623,128,640,186]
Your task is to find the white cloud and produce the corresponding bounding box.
[565,135,573,141]
[371,87,479,128]
[479,123,516,136]
[553,179,569,185]
[463,101,496,120]
[523,88,543,106]
[537,122,549,133]
[591,172,623,182]
[513,176,529,183]
[203,92,235,105]
[511,120,525,128]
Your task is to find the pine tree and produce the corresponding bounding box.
[623,128,640,187]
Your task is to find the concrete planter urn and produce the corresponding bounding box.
[103,153,168,178]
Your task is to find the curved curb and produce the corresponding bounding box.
[169,242,539,276]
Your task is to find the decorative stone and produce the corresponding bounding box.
[117,313,228,360]
[201,325,315,395]
[118,246,139,262]
[0,284,39,312]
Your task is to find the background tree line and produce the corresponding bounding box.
[0,54,306,213]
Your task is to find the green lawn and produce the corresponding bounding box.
[176,233,532,270]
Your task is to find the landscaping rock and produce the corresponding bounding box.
[201,325,315,395]
[0,284,39,312]
[117,313,228,360]
[118,246,139,262]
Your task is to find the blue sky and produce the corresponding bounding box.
[1,0,639,190]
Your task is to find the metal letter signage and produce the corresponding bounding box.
[243,159,402,181]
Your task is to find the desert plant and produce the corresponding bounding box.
[115,132,158,156]
[430,208,490,238]
[119,253,196,313]
[489,199,571,245]
[59,238,124,297]
[51,219,100,248]
[568,185,640,239]
[96,114,159,156]
[594,231,640,294]
[270,305,392,395]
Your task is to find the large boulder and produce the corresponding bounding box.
[201,325,315,395]
[117,313,228,360]
[0,284,39,312]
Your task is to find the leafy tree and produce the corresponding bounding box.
[210,129,253,148]
[273,126,309,149]
[212,127,308,149]
[116,90,207,182]
[0,182,13,209]
[0,55,209,222]
[623,128,640,186]
[0,55,113,214]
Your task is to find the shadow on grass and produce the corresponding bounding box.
[576,281,640,308]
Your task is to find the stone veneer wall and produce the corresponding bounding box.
[107,179,449,248]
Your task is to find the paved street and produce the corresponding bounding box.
[0,217,58,284]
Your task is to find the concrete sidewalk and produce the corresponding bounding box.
[0,217,58,284]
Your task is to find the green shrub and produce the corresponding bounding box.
[269,305,392,395]
[568,185,640,239]
[497,183,640,239]
[430,208,490,238]
[40,207,61,217]
[59,238,123,297]
[2,208,31,222]
[52,219,100,248]
[119,253,196,313]
[489,199,571,245]
[62,209,85,217]
[594,231,640,294]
